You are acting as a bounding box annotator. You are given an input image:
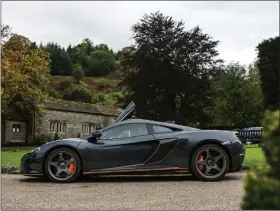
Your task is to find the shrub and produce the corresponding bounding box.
[48,88,62,99]
[97,83,107,89]
[1,163,17,173]
[92,91,123,107]
[242,110,280,209]
[72,63,85,84]
[63,84,93,103]
[92,93,106,104]
[60,79,73,90]
[54,132,60,140]
[34,133,54,145]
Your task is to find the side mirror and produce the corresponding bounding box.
[92,130,102,139]
[88,130,102,143]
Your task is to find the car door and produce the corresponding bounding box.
[142,124,180,165]
[82,123,158,172]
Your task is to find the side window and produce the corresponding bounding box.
[100,124,148,140]
[153,125,173,134]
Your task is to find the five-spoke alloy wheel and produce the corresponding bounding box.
[191,144,229,181]
[45,148,81,183]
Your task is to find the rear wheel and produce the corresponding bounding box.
[190,144,229,181]
[44,147,81,183]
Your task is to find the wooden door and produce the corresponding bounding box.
[5,120,27,144]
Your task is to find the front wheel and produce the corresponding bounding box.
[44,147,81,183]
[190,144,230,181]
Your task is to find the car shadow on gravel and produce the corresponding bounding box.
[19,173,243,184]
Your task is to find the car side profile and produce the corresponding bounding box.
[21,102,245,183]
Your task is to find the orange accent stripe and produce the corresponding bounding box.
[176,169,188,173]
[83,167,188,175]
[23,174,43,176]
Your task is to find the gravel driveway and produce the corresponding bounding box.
[1,172,245,210]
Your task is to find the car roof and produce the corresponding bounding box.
[105,118,200,131]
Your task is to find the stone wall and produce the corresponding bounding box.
[35,109,115,139]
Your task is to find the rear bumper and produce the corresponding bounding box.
[20,152,44,175]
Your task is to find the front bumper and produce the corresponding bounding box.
[229,141,246,172]
[20,152,44,175]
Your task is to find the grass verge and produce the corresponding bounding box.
[1,146,36,169]
[243,145,265,169]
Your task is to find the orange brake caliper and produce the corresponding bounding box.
[199,156,204,170]
[68,163,75,174]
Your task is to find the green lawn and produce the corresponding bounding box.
[1,145,265,170]
[1,146,36,168]
[243,145,266,169]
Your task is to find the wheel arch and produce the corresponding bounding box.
[189,139,232,172]
[42,145,83,175]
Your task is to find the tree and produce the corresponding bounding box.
[72,63,85,83]
[242,37,280,210]
[1,24,12,44]
[76,38,95,55]
[88,50,117,77]
[256,36,280,111]
[207,62,263,127]
[93,43,109,52]
[71,38,95,73]
[30,41,38,50]
[45,43,72,76]
[245,62,265,123]
[119,11,223,126]
[67,44,78,65]
[1,33,50,114]
[66,39,118,77]
[93,43,115,56]
[115,46,136,75]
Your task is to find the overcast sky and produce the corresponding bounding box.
[2,1,279,65]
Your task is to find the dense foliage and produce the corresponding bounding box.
[26,37,119,77]
[256,36,280,111]
[242,36,280,210]
[119,11,223,126]
[45,43,72,76]
[1,29,51,114]
[93,92,123,107]
[207,62,264,127]
[2,16,267,128]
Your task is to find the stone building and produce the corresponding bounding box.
[1,99,121,145]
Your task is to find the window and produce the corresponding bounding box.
[81,123,96,135]
[152,125,173,134]
[12,124,21,133]
[49,121,67,133]
[100,123,148,140]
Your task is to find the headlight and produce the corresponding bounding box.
[30,147,40,153]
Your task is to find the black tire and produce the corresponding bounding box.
[44,147,81,183]
[190,144,230,182]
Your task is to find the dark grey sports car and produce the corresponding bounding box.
[20,102,245,183]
